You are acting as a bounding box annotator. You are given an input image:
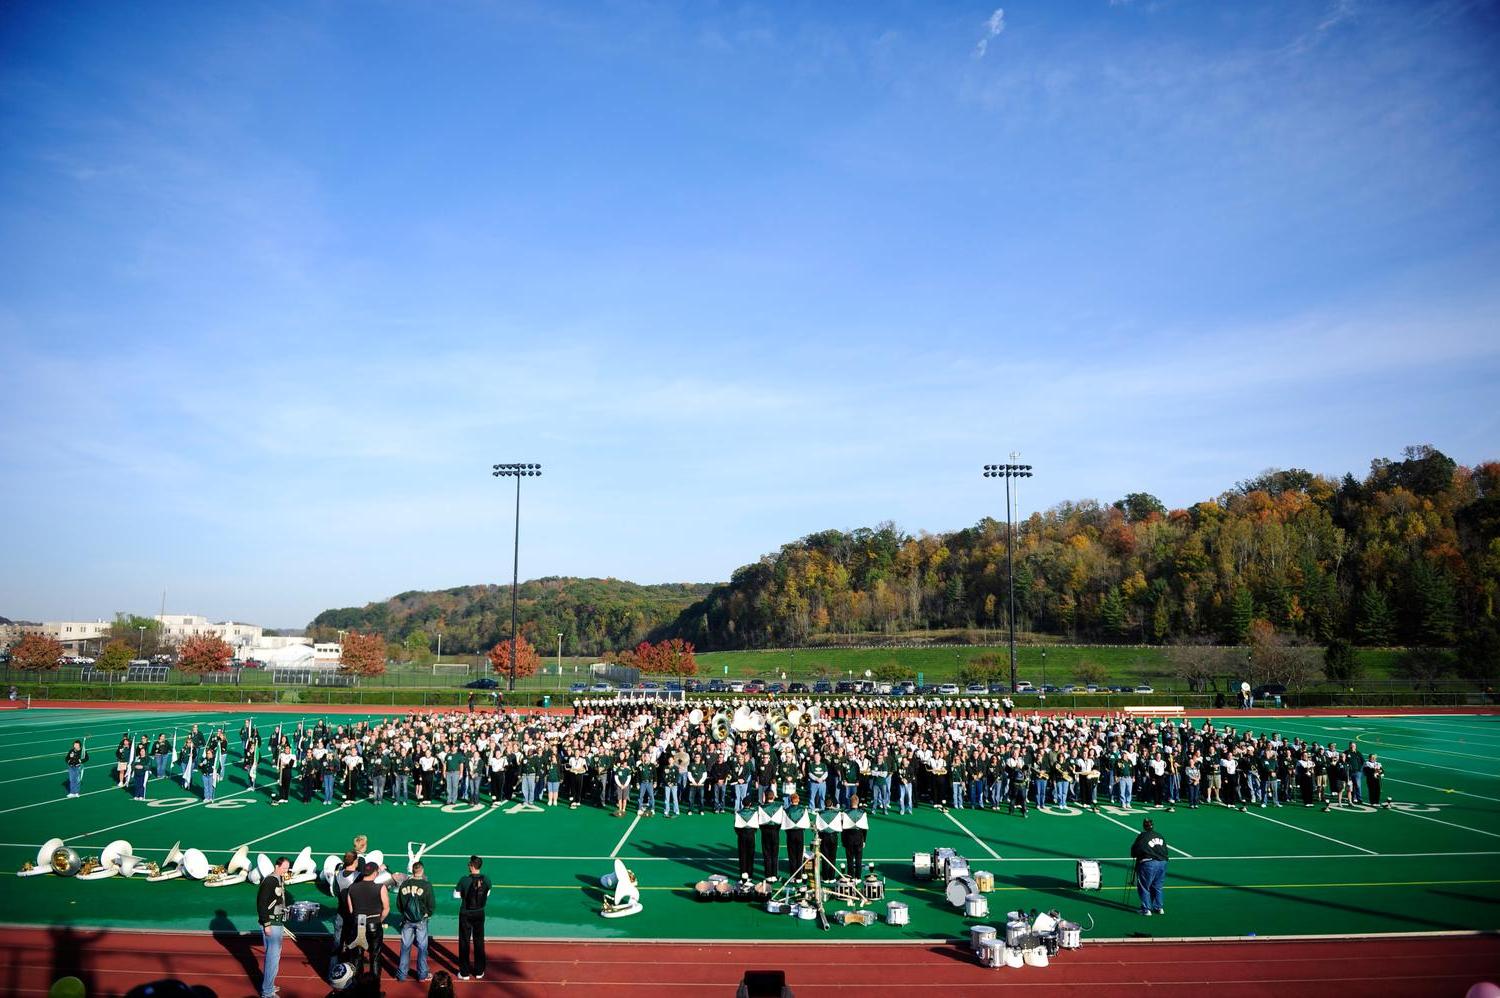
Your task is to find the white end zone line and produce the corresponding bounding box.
[1244,808,1378,855]
[940,808,1002,861]
[1091,807,1194,858]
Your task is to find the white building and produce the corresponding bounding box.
[155,614,264,648]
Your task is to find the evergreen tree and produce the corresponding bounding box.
[1100,587,1127,640]
[1355,588,1395,646]
[1409,561,1458,646]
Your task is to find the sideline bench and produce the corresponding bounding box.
[1122,705,1185,716]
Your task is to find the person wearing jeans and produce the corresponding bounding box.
[256,857,291,998]
[1130,819,1169,916]
[65,740,88,797]
[395,861,435,982]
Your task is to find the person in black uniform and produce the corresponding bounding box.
[758,788,784,881]
[1130,818,1169,916]
[256,856,291,998]
[342,860,389,979]
[840,794,869,879]
[455,855,492,980]
[734,798,760,881]
[65,740,89,798]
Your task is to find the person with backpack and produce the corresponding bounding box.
[454,855,491,981]
[342,860,390,981]
[395,860,435,982]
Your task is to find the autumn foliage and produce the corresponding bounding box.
[96,639,134,673]
[339,631,388,677]
[9,633,63,671]
[177,634,235,675]
[629,638,698,676]
[488,634,540,680]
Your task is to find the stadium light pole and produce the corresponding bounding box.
[982,462,1034,695]
[492,462,542,692]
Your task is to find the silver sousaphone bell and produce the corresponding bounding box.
[51,845,84,877]
[18,838,65,877]
[286,847,318,886]
[148,842,188,882]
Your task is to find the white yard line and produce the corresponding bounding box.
[1091,807,1194,858]
[940,808,1002,860]
[1244,808,1378,855]
[420,803,502,857]
[0,761,118,785]
[241,804,347,848]
[1384,805,1500,841]
[1384,776,1500,803]
[610,813,643,859]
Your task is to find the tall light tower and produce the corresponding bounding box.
[492,462,542,691]
[982,462,1033,694]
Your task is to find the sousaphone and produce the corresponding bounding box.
[51,844,83,877]
[78,839,135,881]
[17,838,65,877]
[710,712,732,742]
[147,842,187,882]
[249,853,275,885]
[687,707,704,726]
[287,847,318,886]
[179,847,213,881]
[205,845,251,887]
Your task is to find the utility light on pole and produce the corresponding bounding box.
[982,462,1034,696]
[137,625,146,659]
[492,462,542,692]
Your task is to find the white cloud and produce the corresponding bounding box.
[976,8,1005,58]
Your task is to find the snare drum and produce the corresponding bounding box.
[978,939,1005,968]
[863,875,885,901]
[1004,918,1029,947]
[912,852,933,880]
[1058,920,1082,949]
[933,847,956,879]
[795,902,817,920]
[887,901,910,926]
[713,880,733,901]
[947,857,970,881]
[1039,930,1060,956]
[970,924,997,952]
[287,901,322,922]
[945,874,978,907]
[965,893,989,919]
[974,869,995,893]
[1077,859,1101,890]
[765,900,788,915]
[694,879,714,900]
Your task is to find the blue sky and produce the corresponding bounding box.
[2,0,1497,627]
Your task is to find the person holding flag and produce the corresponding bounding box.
[65,739,89,798]
[129,735,149,800]
[153,732,171,779]
[114,733,132,789]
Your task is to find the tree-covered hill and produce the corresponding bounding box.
[661,446,1498,668]
[307,577,713,657]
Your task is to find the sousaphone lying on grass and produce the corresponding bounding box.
[17,838,66,877]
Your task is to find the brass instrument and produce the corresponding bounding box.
[710,713,732,742]
[51,847,83,877]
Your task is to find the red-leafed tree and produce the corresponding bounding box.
[339,631,387,677]
[630,638,697,676]
[177,634,234,675]
[488,634,540,680]
[10,633,64,671]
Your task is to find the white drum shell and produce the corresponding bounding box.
[945,874,978,907]
[965,893,989,919]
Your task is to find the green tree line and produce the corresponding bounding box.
[662,446,1499,673]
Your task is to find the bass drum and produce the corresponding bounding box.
[1077,859,1101,891]
[945,874,978,908]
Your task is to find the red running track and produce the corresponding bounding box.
[1,928,1496,998]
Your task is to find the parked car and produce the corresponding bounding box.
[988,682,1009,694]
[708,679,726,692]
[568,683,587,693]
[620,683,637,691]
[683,679,703,692]
[1111,685,1134,693]
[899,680,917,694]
[728,680,746,693]
[936,683,960,695]
[665,681,683,693]
[464,678,499,689]
[1134,685,1155,694]
[641,682,661,691]
[965,682,987,694]
[835,681,856,694]
[1084,684,1101,693]
[766,682,785,694]
[745,679,766,693]
[589,682,613,692]
[1039,684,1059,694]
[788,682,808,694]
[1059,684,1077,694]
[1014,681,1035,692]
[813,680,833,694]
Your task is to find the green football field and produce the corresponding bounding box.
[2,708,1497,943]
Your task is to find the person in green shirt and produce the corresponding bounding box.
[611,756,632,818]
[444,748,466,805]
[687,754,708,814]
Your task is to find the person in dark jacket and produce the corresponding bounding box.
[256,856,291,998]
[455,855,492,981]
[395,860,436,982]
[342,861,389,979]
[1130,818,1169,916]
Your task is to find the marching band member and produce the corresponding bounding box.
[815,800,841,871]
[65,739,89,798]
[114,733,131,788]
[274,741,297,804]
[840,793,869,878]
[782,791,810,880]
[757,787,784,881]
[1363,753,1389,807]
[734,796,760,880]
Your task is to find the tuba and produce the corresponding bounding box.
[786,705,805,729]
[148,842,187,882]
[687,707,704,726]
[805,704,822,725]
[51,845,83,877]
[19,838,65,877]
[731,706,754,733]
[710,712,732,743]
[205,845,251,887]
[770,713,792,739]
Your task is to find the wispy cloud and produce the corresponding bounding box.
[975,8,1005,58]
